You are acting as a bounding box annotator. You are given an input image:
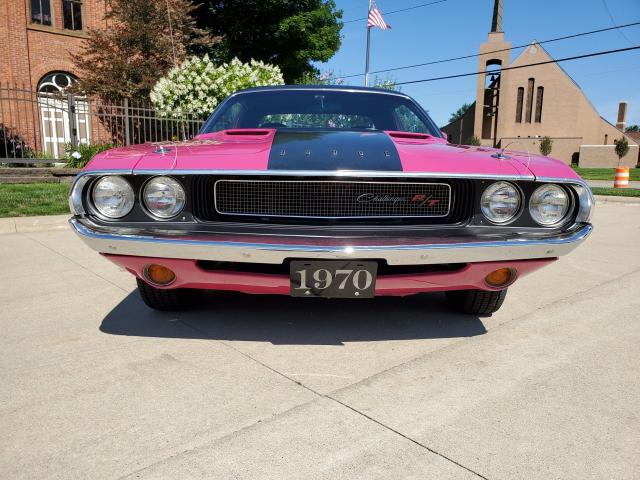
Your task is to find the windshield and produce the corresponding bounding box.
[200,89,442,137]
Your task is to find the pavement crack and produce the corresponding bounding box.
[325,266,640,402]
[181,319,489,479]
[326,395,490,479]
[116,398,327,480]
[180,318,324,398]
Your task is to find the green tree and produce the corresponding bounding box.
[626,125,639,132]
[72,0,217,101]
[614,136,630,166]
[449,102,472,124]
[539,136,553,156]
[465,135,480,146]
[194,1,343,83]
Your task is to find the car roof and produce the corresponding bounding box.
[235,84,412,99]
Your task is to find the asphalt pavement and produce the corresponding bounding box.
[1,201,639,479]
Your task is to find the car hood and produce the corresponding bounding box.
[83,129,579,180]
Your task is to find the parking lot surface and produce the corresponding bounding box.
[1,202,639,479]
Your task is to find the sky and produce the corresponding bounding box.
[314,0,640,128]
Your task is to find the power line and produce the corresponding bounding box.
[343,0,447,24]
[601,0,637,46]
[392,45,640,86]
[336,20,640,79]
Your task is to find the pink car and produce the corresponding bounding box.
[69,86,594,314]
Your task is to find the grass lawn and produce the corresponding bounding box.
[591,187,640,197]
[0,183,70,217]
[573,167,640,181]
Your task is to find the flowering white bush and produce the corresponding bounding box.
[150,55,284,117]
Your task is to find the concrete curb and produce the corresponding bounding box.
[0,196,637,235]
[0,214,70,235]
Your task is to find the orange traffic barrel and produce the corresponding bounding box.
[614,167,629,188]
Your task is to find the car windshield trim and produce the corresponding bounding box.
[200,89,443,137]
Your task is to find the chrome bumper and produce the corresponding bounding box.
[70,217,593,265]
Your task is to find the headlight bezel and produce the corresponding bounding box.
[90,175,136,220]
[141,176,186,220]
[480,181,523,225]
[529,183,572,227]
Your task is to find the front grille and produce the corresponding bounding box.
[213,180,451,218]
[192,176,474,225]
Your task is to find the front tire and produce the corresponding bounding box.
[446,288,507,315]
[136,278,202,311]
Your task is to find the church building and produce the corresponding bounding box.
[441,0,638,167]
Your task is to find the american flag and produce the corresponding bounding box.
[367,1,391,30]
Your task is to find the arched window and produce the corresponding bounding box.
[37,72,90,158]
[482,59,502,142]
[535,86,544,123]
[38,72,76,95]
[525,78,534,123]
[515,87,524,123]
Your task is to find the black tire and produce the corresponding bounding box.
[445,288,508,315]
[136,278,202,311]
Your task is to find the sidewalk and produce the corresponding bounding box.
[0,214,70,234]
[587,179,640,189]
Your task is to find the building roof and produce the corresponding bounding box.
[626,131,640,144]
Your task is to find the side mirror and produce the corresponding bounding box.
[441,130,449,142]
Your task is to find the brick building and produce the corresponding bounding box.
[1,0,107,89]
[1,1,111,157]
[441,0,639,167]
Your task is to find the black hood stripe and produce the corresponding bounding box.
[267,131,402,171]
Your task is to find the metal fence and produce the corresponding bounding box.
[0,83,205,165]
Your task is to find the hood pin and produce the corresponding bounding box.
[154,145,171,155]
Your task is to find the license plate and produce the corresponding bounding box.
[290,260,378,298]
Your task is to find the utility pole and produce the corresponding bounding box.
[364,0,372,87]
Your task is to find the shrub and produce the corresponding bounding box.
[0,124,33,159]
[64,143,114,168]
[465,135,481,146]
[150,55,284,117]
[614,136,629,166]
[539,136,553,156]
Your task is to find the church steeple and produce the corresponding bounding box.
[491,0,503,32]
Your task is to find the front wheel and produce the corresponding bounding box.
[136,278,202,311]
[445,288,507,315]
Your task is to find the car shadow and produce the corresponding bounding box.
[100,290,488,346]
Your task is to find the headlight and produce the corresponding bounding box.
[91,176,135,219]
[529,184,570,226]
[142,176,185,219]
[481,181,521,224]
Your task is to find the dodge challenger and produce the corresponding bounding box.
[69,86,594,314]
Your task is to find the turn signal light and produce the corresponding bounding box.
[485,268,516,288]
[144,264,176,286]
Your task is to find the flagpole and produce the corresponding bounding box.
[365,0,372,87]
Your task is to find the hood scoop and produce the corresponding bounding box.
[223,129,272,136]
[386,131,448,145]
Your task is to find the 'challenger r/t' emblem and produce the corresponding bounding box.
[356,194,440,208]
[411,194,440,207]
